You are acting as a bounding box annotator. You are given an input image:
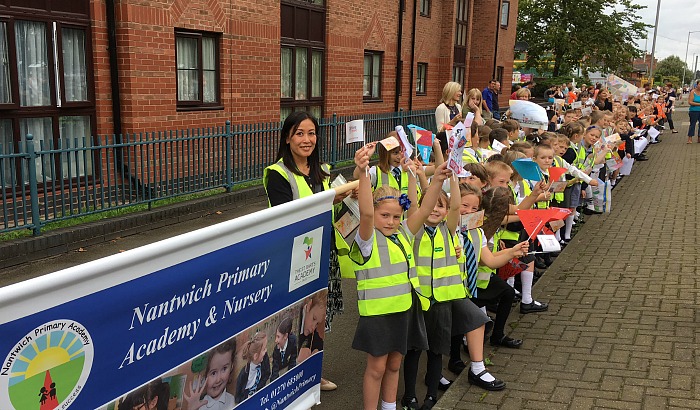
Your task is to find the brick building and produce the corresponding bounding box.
[0,0,517,144]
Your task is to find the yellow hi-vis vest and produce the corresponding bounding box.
[458,228,484,296]
[462,149,479,164]
[414,223,466,305]
[375,167,422,196]
[552,156,565,202]
[570,142,586,170]
[476,229,503,289]
[349,227,421,316]
[263,160,331,202]
[263,160,352,266]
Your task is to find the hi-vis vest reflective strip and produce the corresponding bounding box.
[553,156,565,202]
[349,227,420,317]
[263,161,331,203]
[569,142,586,170]
[535,173,550,209]
[476,229,503,289]
[462,149,479,164]
[376,168,421,196]
[414,223,466,305]
[458,228,483,296]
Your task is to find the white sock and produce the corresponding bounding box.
[480,306,487,314]
[440,376,451,385]
[521,270,534,305]
[575,211,580,219]
[555,230,561,241]
[506,276,515,287]
[470,361,495,382]
[564,214,574,240]
[381,400,396,410]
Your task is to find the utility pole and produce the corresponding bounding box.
[648,0,661,85]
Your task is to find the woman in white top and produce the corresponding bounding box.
[435,82,463,132]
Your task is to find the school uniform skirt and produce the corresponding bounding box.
[422,297,490,356]
[352,291,428,356]
[563,182,582,208]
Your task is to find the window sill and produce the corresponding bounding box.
[363,98,383,103]
[416,92,427,96]
[420,13,430,18]
[177,105,225,112]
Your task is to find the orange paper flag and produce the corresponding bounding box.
[516,208,571,240]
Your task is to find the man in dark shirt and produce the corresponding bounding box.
[482,79,500,119]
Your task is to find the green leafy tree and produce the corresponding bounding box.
[654,55,693,83]
[517,0,649,77]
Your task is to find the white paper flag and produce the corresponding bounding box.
[345,119,364,143]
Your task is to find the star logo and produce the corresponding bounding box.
[303,237,313,260]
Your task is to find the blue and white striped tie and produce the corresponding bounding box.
[463,232,478,298]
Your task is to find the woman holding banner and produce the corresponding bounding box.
[263,111,347,392]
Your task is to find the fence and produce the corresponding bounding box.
[0,109,435,235]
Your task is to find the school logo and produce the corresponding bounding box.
[289,227,324,292]
[0,320,94,410]
[303,236,313,260]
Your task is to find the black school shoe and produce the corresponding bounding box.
[420,396,437,410]
[468,369,506,391]
[448,360,467,374]
[490,335,523,348]
[520,300,549,314]
[401,395,419,410]
[424,375,452,391]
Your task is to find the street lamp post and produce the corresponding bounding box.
[648,0,661,85]
[682,30,700,87]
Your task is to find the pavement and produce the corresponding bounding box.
[1,109,698,409]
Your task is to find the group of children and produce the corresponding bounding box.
[346,91,657,410]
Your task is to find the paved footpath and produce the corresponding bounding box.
[2,113,699,409]
[433,115,700,409]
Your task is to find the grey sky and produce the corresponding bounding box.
[634,0,700,69]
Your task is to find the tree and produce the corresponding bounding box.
[517,0,649,77]
[654,55,693,84]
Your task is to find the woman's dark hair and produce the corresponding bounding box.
[119,380,170,410]
[276,111,328,185]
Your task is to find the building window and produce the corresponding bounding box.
[452,66,465,87]
[419,0,431,17]
[0,7,96,189]
[281,1,325,120]
[175,30,219,108]
[416,63,427,95]
[496,66,504,86]
[500,1,510,28]
[363,51,382,101]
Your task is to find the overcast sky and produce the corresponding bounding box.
[634,0,700,68]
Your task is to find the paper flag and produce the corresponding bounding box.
[460,210,484,232]
[512,159,543,181]
[416,130,434,165]
[549,181,567,193]
[571,101,582,109]
[647,127,660,142]
[516,208,571,240]
[491,139,508,153]
[345,119,364,144]
[395,125,414,159]
[581,107,593,116]
[537,234,561,252]
[605,133,621,145]
[463,112,475,128]
[548,166,567,182]
[379,136,400,151]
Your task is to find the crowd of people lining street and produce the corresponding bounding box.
[262,76,699,410]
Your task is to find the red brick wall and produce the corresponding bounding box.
[89,0,516,134]
[496,0,517,107]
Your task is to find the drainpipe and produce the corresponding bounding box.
[493,0,501,79]
[394,0,404,111]
[106,0,142,194]
[408,0,417,110]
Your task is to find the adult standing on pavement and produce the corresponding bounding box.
[263,111,346,392]
[663,83,678,134]
[482,79,500,120]
[688,81,700,144]
[435,81,463,132]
